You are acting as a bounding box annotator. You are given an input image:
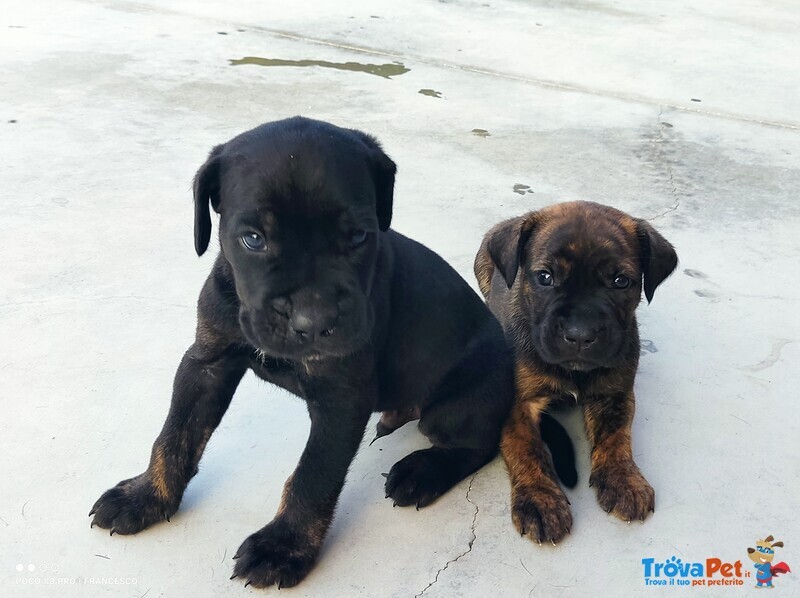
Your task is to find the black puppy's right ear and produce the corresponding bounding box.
[193,145,224,256]
[486,214,538,288]
[371,150,396,232]
[351,130,397,231]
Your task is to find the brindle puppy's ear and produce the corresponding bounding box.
[487,214,538,288]
[350,130,397,231]
[636,220,678,303]
[193,144,224,256]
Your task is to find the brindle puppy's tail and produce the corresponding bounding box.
[540,414,577,488]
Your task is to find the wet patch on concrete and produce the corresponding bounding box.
[229,57,409,79]
[472,128,490,137]
[541,0,641,19]
[640,339,658,355]
[419,88,442,98]
[693,289,719,300]
[513,183,534,195]
[743,339,793,372]
[683,269,708,279]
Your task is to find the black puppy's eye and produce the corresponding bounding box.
[241,232,266,251]
[535,271,553,286]
[350,229,368,248]
[613,274,631,289]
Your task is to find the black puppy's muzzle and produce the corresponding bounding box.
[241,287,369,360]
[280,297,339,343]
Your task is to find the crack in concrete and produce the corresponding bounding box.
[415,474,479,597]
[648,106,682,221]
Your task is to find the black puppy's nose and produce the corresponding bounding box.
[289,305,338,340]
[563,325,601,349]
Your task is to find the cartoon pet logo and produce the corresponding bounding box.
[747,535,791,588]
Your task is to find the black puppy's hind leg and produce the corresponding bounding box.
[385,339,514,509]
[90,325,247,534]
[370,406,421,444]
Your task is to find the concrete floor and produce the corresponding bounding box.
[2,0,799,596]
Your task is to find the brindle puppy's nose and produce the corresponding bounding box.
[289,305,338,341]
[563,324,600,350]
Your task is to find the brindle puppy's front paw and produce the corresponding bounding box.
[231,519,321,589]
[89,474,175,535]
[512,481,573,544]
[591,463,655,522]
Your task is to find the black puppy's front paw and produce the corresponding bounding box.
[385,448,461,509]
[89,474,175,535]
[231,519,321,589]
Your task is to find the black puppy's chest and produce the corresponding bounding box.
[247,350,382,407]
[248,352,310,398]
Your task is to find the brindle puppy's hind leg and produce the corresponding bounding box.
[385,339,514,509]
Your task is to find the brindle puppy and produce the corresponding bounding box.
[474,201,677,544]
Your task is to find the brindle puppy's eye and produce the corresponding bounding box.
[535,271,553,287]
[241,232,266,251]
[613,274,631,289]
[350,229,368,248]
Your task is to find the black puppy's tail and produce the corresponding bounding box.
[540,413,577,488]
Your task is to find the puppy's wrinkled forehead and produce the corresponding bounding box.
[529,202,640,273]
[220,127,376,220]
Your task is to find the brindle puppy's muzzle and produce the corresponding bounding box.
[538,303,625,371]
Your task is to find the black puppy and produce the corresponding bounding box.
[89,117,514,588]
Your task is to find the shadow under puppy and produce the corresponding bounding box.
[90,117,514,588]
[474,201,677,544]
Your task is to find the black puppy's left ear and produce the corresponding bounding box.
[352,130,396,231]
[637,220,678,303]
[193,145,224,256]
